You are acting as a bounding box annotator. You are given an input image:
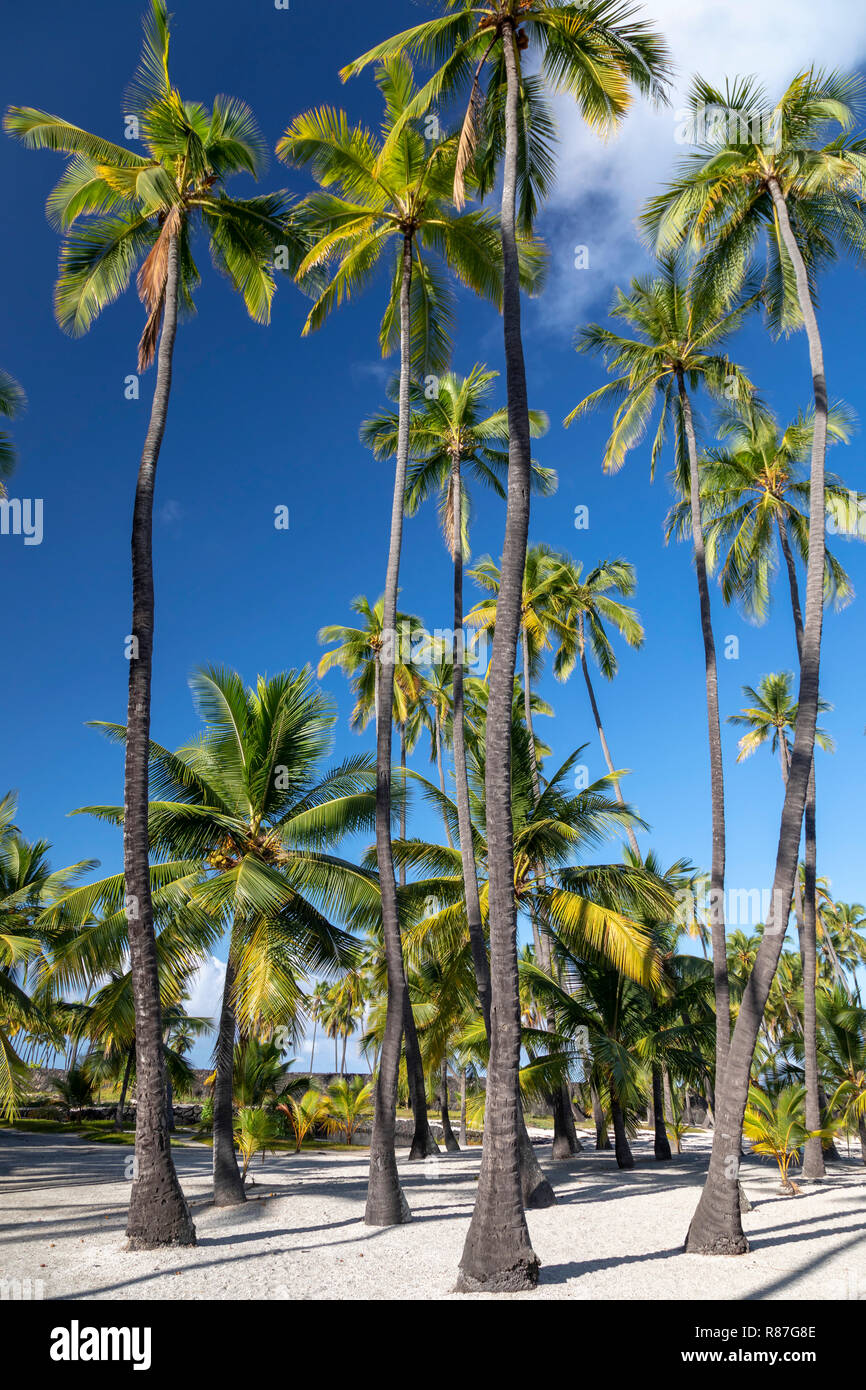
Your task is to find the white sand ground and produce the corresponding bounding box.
[1,1127,864,1300]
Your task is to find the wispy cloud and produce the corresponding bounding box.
[534,0,866,331]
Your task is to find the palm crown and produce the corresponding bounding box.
[340,2,672,230]
[642,70,866,330]
[565,256,757,483]
[5,0,299,370]
[278,57,540,374]
[362,366,553,557]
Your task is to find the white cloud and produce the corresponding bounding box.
[185,954,226,1029]
[536,0,866,328]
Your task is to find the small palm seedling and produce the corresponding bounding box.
[324,1077,374,1145]
[742,1084,834,1194]
[234,1107,278,1182]
[277,1088,330,1153]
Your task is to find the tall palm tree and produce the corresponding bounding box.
[280,58,521,1225]
[467,544,610,1158]
[0,370,26,497]
[307,979,330,1074]
[669,397,858,1180]
[77,666,379,1206]
[728,668,834,1137]
[547,554,645,854]
[362,366,552,1028]
[343,0,671,1292]
[643,70,866,1253]
[566,258,756,1094]
[5,0,304,1249]
[317,597,438,1160]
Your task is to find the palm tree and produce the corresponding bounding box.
[318,597,438,1160]
[324,1076,375,1145]
[278,1086,330,1152]
[5,0,305,1249]
[343,0,671,1292]
[77,666,379,1207]
[728,672,833,777]
[306,979,330,1075]
[819,989,866,1164]
[567,258,756,1094]
[644,71,866,1253]
[362,366,552,1029]
[0,796,94,1118]
[670,397,858,1182]
[0,370,26,496]
[729,671,835,1175]
[547,554,645,854]
[280,55,532,1226]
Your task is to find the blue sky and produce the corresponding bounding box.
[2,1,865,1066]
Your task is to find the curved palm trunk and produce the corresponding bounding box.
[451,455,492,1032]
[677,371,731,1090]
[651,1064,672,1160]
[365,234,414,1227]
[457,24,542,1293]
[123,232,195,1249]
[578,613,640,858]
[213,951,245,1206]
[686,181,829,1253]
[523,613,578,1159]
[450,455,554,1206]
[435,718,455,848]
[309,1016,317,1077]
[778,519,825,1180]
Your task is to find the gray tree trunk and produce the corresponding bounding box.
[686,179,829,1253]
[458,22,541,1293]
[777,519,824,1180]
[213,951,245,1206]
[123,232,195,1249]
[677,370,731,1089]
[365,234,415,1227]
[579,611,640,857]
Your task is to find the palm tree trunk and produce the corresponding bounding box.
[592,1084,611,1149]
[115,1046,134,1133]
[213,951,245,1206]
[365,233,414,1227]
[440,1062,460,1152]
[578,612,640,857]
[451,454,492,1030]
[686,180,829,1253]
[309,1016,317,1078]
[676,370,731,1089]
[460,1067,468,1147]
[449,453,552,1199]
[457,24,541,1294]
[340,1032,347,1077]
[123,231,194,1249]
[165,1061,174,1135]
[435,717,454,849]
[652,1064,672,1160]
[399,723,407,885]
[777,518,824,1180]
[404,990,439,1160]
[610,1093,634,1169]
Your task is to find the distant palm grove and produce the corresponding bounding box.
[3,0,866,1293]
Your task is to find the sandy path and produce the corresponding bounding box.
[1,1128,864,1300]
